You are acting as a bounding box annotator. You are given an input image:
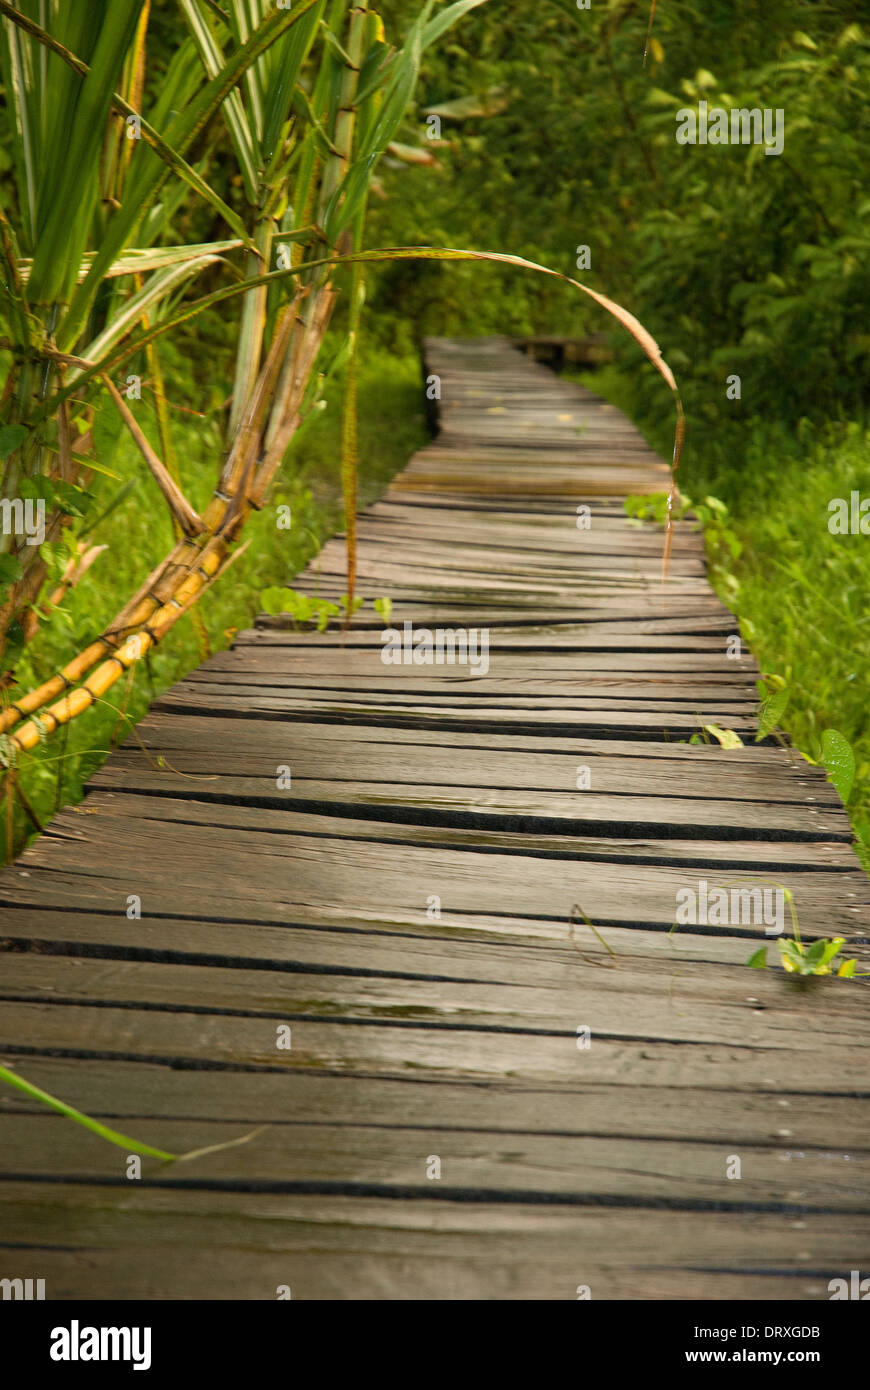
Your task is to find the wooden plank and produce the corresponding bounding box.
[127,714,806,767]
[7,814,868,935]
[2,1115,867,1212]
[3,1000,870,1090]
[2,952,869,1052]
[154,687,762,738]
[48,792,861,873]
[4,1056,861,1147]
[93,729,838,805]
[195,650,759,677]
[0,1186,861,1299]
[85,768,847,840]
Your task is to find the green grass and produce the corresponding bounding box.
[570,365,870,870]
[6,342,426,852]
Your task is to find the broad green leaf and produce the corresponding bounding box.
[804,939,829,966]
[756,688,789,742]
[820,729,855,804]
[746,947,768,969]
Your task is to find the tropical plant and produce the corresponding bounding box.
[0,1,487,752]
[0,0,681,831]
[747,934,865,979]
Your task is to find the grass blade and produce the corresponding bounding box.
[0,1062,177,1161]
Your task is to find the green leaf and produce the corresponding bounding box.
[260,584,291,616]
[26,1,144,307]
[18,474,53,503]
[58,0,322,350]
[374,595,393,625]
[746,947,768,969]
[815,937,846,970]
[838,958,856,978]
[261,3,325,161]
[52,480,91,518]
[77,252,227,372]
[777,937,805,965]
[0,554,23,586]
[804,938,829,966]
[0,0,257,257]
[420,0,489,53]
[180,0,261,203]
[756,688,789,742]
[0,423,28,458]
[820,729,855,804]
[703,723,744,750]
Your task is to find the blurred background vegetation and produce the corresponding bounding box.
[1,0,868,862]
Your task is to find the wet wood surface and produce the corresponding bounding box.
[1,336,868,1301]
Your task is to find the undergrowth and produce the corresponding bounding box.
[571,365,870,871]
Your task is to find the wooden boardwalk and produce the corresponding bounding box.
[1,336,868,1301]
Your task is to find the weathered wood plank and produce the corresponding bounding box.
[7,816,869,937]
[3,1056,860,1147]
[85,767,848,840]
[2,1114,866,1213]
[4,1000,870,1090]
[0,1186,861,1299]
[2,951,869,1055]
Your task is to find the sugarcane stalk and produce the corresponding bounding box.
[6,535,251,756]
